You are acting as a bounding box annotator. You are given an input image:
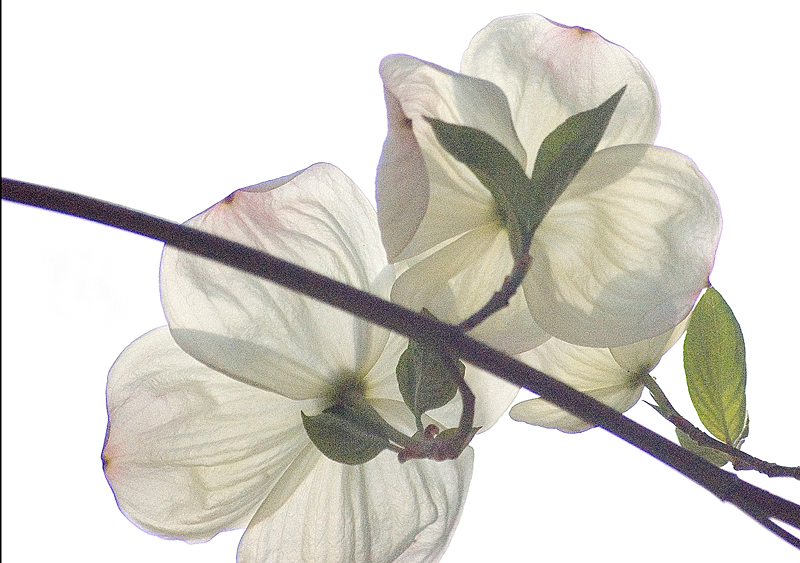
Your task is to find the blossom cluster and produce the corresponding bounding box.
[102,14,721,563]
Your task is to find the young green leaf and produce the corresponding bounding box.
[675,429,729,467]
[683,287,747,445]
[301,405,390,465]
[424,117,530,257]
[396,338,461,421]
[530,86,626,214]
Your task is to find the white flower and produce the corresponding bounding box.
[377,14,721,352]
[102,163,516,562]
[509,316,690,432]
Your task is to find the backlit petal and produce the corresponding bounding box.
[102,327,317,543]
[461,14,659,172]
[610,314,690,373]
[516,336,634,389]
[238,448,473,563]
[161,163,389,399]
[509,337,644,432]
[363,331,410,403]
[509,385,643,433]
[426,364,520,433]
[391,224,549,354]
[378,55,521,261]
[524,145,721,347]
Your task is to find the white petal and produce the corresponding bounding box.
[524,145,721,347]
[509,337,644,432]
[102,327,316,543]
[461,14,659,172]
[391,224,549,355]
[516,336,635,389]
[363,331,410,403]
[467,366,520,431]
[376,88,430,262]
[377,55,521,262]
[610,314,690,374]
[161,163,389,399]
[238,448,473,563]
[426,364,520,433]
[509,385,643,433]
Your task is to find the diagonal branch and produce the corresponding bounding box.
[3,177,799,548]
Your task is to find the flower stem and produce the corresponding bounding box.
[396,351,478,463]
[451,356,476,437]
[458,248,531,332]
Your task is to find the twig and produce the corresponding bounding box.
[398,348,479,463]
[643,374,800,479]
[458,245,531,332]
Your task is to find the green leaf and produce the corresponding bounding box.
[530,86,626,215]
[683,287,747,444]
[396,338,461,420]
[676,429,729,467]
[301,404,390,465]
[424,117,531,257]
[424,87,625,259]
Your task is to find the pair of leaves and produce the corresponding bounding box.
[681,287,748,464]
[426,86,625,258]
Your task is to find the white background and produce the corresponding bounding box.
[3,1,799,561]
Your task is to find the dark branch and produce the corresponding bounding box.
[4,177,799,546]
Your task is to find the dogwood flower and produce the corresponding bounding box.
[509,316,690,432]
[378,14,721,352]
[102,163,517,563]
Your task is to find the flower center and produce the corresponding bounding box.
[328,375,367,408]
